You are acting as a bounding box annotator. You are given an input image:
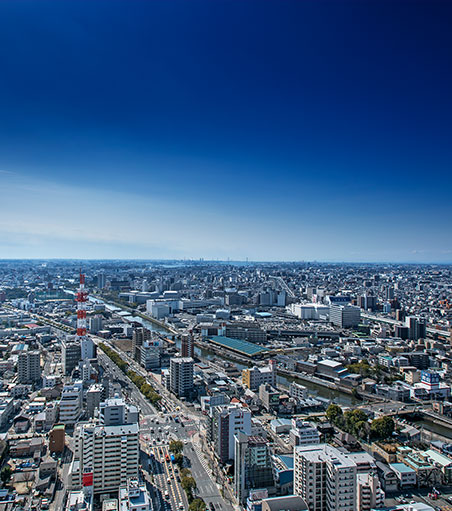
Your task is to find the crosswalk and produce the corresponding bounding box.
[193,443,211,473]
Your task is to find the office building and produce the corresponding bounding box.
[49,424,66,453]
[17,350,41,384]
[59,382,83,425]
[259,384,280,413]
[86,384,103,418]
[289,382,308,400]
[330,304,361,328]
[261,496,309,511]
[89,315,103,334]
[294,444,357,511]
[169,357,194,397]
[138,340,162,370]
[99,397,139,426]
[234,432,275,505]
[62,338,82,376]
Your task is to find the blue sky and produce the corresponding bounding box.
[0,1,451,262]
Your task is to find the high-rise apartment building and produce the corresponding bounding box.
[294,444,357,511]
[17,351,41,384]
[69,421,139,494]
[356,472,385,511]
[210,404,252,464]
[406,316,427,340]
[132,327,151,362]
[169,357,194,397]
[89,315,103,334]
[181,333,194,358]
[97,273,106,289]
[234,432,275,505]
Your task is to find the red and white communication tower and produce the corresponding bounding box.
[75,270,88,338]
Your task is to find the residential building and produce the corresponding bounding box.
[86,384,103,418]
[242,360,276,391]
[17,350,41,384]
[294,444,357,511]
[356,472,385,511]
[181,333,194,358]
[169,357,194,397]
[389,463,416,488]
[132,328,151,362]
[211,404,252,463]
[289,419,320,447]
[69,420,139,494]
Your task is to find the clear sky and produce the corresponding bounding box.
[0,1,451,262]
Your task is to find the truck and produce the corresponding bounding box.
[170,454,175,463]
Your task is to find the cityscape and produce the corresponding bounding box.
[0,260,451,511]
[0,1,452,511]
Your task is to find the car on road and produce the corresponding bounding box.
[179,502,184,510]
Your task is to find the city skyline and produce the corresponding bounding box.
[0,1,451,262]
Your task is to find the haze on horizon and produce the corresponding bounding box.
[0,1,451,263]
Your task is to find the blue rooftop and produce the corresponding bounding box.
[277,455,294,470]
[208,336,268,356]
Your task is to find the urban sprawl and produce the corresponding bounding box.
[0,260,451,511]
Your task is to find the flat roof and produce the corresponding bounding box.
[390,462,415,473]
[208,336,268,356]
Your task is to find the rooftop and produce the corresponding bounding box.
[208,335,268,356]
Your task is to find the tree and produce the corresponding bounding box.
[326,404,343,425]
[1,466,12,485]
[370,416,395,440]
[189,499,206,511]
[169,440,184,454]
[181,476,196,493]
[181,468,191,478]
[174,452,184,467]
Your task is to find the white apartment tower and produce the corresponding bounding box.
[170,357,194,397]
[69,421,139,494]
[294,444,357,511]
